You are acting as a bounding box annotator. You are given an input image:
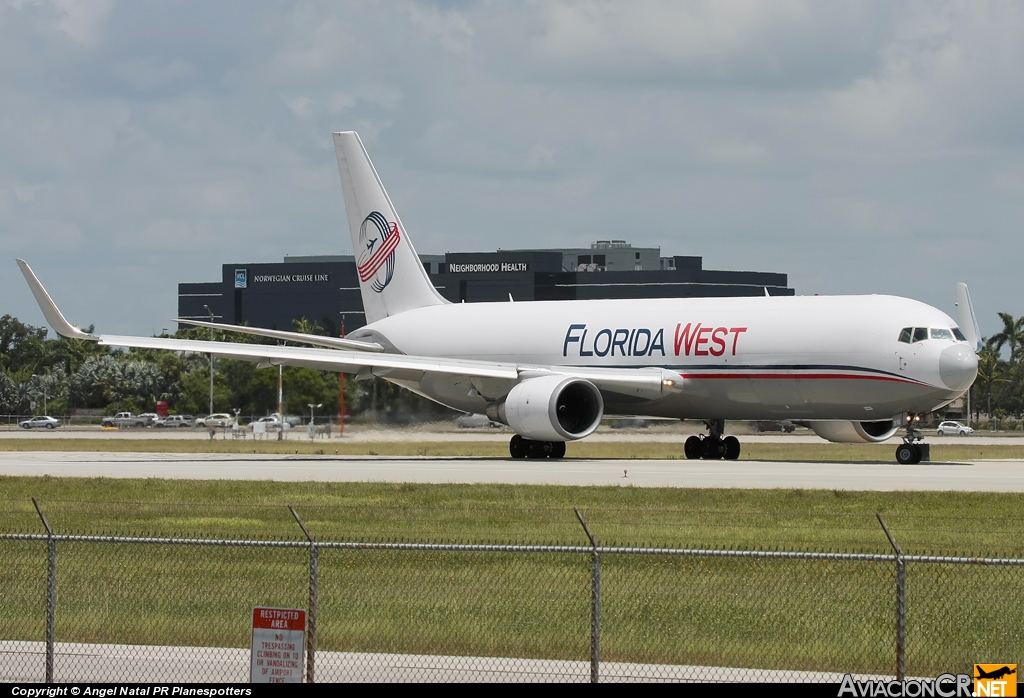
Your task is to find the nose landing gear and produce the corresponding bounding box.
[684,420,741,460]
[895,414,926,464]
[509,435,566,459]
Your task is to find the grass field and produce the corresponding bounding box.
[2,437,1024,461]
[2,477,1021,676]
[3,476,1024,553]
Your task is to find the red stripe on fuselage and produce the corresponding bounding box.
[679,372,927,386]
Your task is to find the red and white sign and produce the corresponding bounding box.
[250,607,305,683]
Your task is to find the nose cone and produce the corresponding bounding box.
[939,345,978,391]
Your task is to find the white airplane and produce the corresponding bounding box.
[18,131,980,465]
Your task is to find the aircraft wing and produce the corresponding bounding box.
[173,317,384,352]
[18,260,681,399]
[99,333,521,380]
[95,334,677,397]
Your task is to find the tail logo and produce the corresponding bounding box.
[357,211,401,293]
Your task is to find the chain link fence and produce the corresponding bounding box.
[1,507,1021,683]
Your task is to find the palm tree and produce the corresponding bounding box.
[987,313,1024,362]
[292,317,325,336]
[973,346,1009,422]
[0,372,16,413]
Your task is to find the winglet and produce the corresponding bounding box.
[954,282,982,352]
[16,260,98,340]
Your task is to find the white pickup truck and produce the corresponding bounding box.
[100,412,148,428]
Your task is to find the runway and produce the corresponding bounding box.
[1,451,1022,491]
[3,425,1023,445]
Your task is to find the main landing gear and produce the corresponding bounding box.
[684,419,741,461]
[895,414,926,465]
[509,434,566,459]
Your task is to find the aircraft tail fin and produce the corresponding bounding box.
[954,282,983,352]
[332,131,447,324]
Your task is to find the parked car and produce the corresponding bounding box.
[155,415,194,428]
[138,413,159,426]
[101,412,148,428]
[249,416,291,431]
[936,421,973,436]
[196,413,236,428]
[18,415,60,429]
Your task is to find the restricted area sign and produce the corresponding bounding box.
[250,607,306,683]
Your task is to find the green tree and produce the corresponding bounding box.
[0,314,48,374]
[972,345,1009,421]
[987,312,1024,362]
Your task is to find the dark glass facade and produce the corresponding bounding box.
[178,248,794,335]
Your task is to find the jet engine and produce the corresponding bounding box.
[809,419,900,444]
[487,375,604,442]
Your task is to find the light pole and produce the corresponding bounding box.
[307,403,321,440]
[277,356,284,441]
[339,314,346,437]
[203,305,215,417]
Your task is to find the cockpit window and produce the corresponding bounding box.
[912,327,928,342]
[898,328,913,343]
[930,328,954,340]
[952,327,967,342]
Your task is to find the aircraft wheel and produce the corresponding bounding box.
[526,440,548,459]
[549,441,566,459]
[702,436,725,460]
[722,436,741,461]
[509,435,527,459]
[895,443,921,465]
[684,436,702,460]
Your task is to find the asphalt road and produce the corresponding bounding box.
[0,641,862,683]
[1,451,1022,491]
[4,425,1023,445]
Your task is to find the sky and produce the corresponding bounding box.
[2,1,1023,338]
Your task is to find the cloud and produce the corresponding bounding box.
[47,0,115,46]
[402,1,475,58]
[825,196,908,239]
[1,1,1024,338]
[286,96,316,117]
[111,57,197,93]
[526,0,893,88]
[701,140,768,167]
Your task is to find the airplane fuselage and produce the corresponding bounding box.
[353,294,976,421]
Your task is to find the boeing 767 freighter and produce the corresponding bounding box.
[18,131,980,464]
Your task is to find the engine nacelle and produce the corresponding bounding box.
[809,419,900,444]
[488,375,604,442]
